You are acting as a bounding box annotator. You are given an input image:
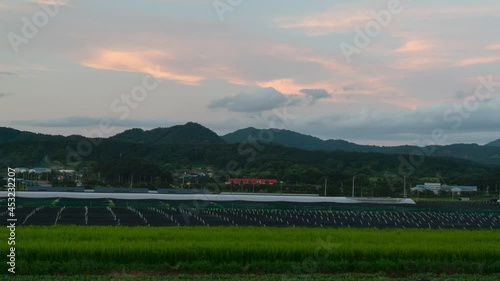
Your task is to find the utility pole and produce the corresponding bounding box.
[324,178,327,197]
[352,176,355,197]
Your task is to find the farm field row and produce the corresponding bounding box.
[2,226,500,275]
[3,274,500,281]
[4,206,500,229]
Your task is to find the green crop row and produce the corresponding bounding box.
[3,274,500,281]
[1,226,500,275]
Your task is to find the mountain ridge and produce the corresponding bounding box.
[486,139,500,147]
[110,122,224,145]
[222,127,500,165]
[1,124,500,165]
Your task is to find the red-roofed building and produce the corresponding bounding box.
[226,178,278,185]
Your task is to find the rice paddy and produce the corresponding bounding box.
[2,226,500,275]
[3,274,500,281]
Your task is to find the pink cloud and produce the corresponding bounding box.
[429,6,497,16]
[391,39,445,70]
[458,56,500,66]
[275,4,376,36]
[396,40,434,53]
[348,77,401,99]
[261,43,351,74]
[384,96,433,110]
[278,3,500,38]
[485,43,500,50]
[81,49,205,85]
[256,79,333,96]
[386,33,456,70]
[30,0,74,6]
[391,56,452,70]
[277,14,372,36]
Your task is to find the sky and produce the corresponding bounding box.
[1,0,499,146]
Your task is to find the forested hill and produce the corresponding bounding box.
[223,128,500,166]
[110,122,224,145]
[1,123,500,168]
[0,127,75,143]
[486,139,500,147]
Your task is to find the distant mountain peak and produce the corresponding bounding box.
[0,127,67,143]
[222,127,327,150]
[486,139,500,147]
[111,122,223,145]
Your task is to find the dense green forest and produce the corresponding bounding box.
[0,138,499,194]
[0,124,499,196]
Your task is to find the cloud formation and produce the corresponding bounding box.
[81,49,205,85]
[300,89,331,104]
[275,3,375,36]
[209,87,296,113]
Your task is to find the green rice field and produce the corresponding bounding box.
[2,226,500,276]
[3,274,500,281]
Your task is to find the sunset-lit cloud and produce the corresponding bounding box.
[29,0,74,6]
[391,56,452,70]
[274,2,379,36]
[261,43,349,74]
[396,40,434,53]
[81,49,205,85]
[458,56,500,66]
[276,13,372,36]
[485,43,500,50]
[256,79,333,96]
